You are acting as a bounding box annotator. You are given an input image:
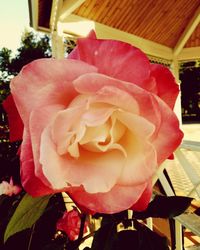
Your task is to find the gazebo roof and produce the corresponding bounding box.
[28,0,200,60]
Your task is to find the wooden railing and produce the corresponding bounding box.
[153,140,200,250]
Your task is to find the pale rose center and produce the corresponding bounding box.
[51,95,155,162]
[40,94,156,192]
[51,98,152,162]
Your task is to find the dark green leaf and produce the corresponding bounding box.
[91,218,118,250]
[4,193,51,242]
[133,220,169,250]
[112,230,139,250]
[195,207,200,216]
[133,195,193,219]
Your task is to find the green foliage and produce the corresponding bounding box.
[91,217,118,250]
[9,31,51,75]
[133,195,193,219]
[0,30,51,101]
[4,193,51,242]
[179,60,200,122]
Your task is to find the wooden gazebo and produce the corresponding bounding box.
[28,0,200,61]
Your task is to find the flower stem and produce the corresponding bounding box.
[27,223,36,250]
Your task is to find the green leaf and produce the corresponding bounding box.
[133,195,193,219]
[91,217,118,250]
[4,193,51,242]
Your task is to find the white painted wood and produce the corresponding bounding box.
[173,6,200,56]
[170,58,182,124]
[50,0,63,32]
[181,140,200,152]
[178,47,200,61]
[59,14,173,59]
[175,220,183,250]
[59,0,87,21]
[29,0,39,30]
[175,148,200,197]
[51,22,65,59]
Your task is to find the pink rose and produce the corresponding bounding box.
[56,209,87,241]
[3,33,183,214]
[0,178,21,196]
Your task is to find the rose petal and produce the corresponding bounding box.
[130,180,152,211]
[115,111,157,185]
[74,73,162,136]
[75,38,150,86]
[20,129,54,196]
[150,64,179,109]
[29,104,65,181]
[68,30,97,60]
[67,182,148,214]
[11,58,97,126]
[74,72,183,164]
[40,124,125,193]
[150,95,184,164]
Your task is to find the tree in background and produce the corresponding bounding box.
[0,30,51,184]
[179,60,200,123]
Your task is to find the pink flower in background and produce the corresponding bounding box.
[0,178,21,196]
[56,209,88,241]
[3,32,183,214]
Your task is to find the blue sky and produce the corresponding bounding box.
[0,0,30,52]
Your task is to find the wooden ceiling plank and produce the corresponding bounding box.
[111,1,134,29]
[100,0,121,25]
[82,0,99,18]
[88,0,108,19]
[185,23,200,47]
[113,0,141,28]
[126,3,161,36]
[59,0,87,21]
[91,0,112,20]
[100,0,126,24]
[173,5,200,56]
[105,0,127,26]
[115,1,148,32]
[73,0,91,16]
[124,0,156,32]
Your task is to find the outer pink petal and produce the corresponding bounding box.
[75,38,150,86]
[68,30,97,60]
[67,182,148,214]
[150,64,179,109]
[10,58,97,126]
[29,104,65,184]
[20,129,54,196]
[2,94,24,141]
[130,181,152,211]
[151,95,184,164]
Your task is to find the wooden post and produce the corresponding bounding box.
[171,57,182,125]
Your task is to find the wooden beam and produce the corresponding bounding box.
[173,6,200,57]
[29,0,39,29]
[177,47,200,61]
[60,14,173,60]
[50,0,63,32]
[59,0,86,21]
